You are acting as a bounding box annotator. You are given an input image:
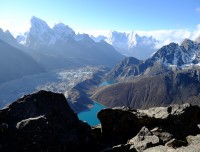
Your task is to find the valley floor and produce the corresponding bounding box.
[0,66,101,108]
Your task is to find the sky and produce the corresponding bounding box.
[1,0,200,45]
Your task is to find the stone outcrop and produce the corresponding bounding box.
[0,90,96,152]
[128,126,160,151]
[1,90,200,152]
[143,134,200,152]
[98,104,200,151]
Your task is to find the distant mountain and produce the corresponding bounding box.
[92,68,200,109]
[195,35,200,43]
[147,39,200,66]
[91,31,159,60]
[93,39,200,109]
[53,22,76,42]
[17,16,124,70]
[0,39,44,84]
[0,28,17,45]
[107,39,200,80]
[105,57,143,80]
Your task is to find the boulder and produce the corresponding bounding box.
[143,135,200,152]
[98,104,200,146]
[150,127,173,144]
[128,126,160,151]
[0,90,96,152]
[165,139,187,148]
[186,134,200,145]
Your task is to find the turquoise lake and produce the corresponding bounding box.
[78,81,114,126]
[98,80,114,87]
[78,102,105,126]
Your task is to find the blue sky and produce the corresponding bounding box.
[0,0,200,42]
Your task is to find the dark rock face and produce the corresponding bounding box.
[144,134,200,151]
[0,90,200,152]
[0,90,95,152]
[106,57,143,80]
[92,69,200,109]
[98,104,200,147]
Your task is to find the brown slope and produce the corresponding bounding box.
[92,70,200,109]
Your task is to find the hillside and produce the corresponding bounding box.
[106,39,200,81]
[92,69,200,109]
[0,39,44,84]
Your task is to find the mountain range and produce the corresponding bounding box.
[1,16,200,114]
[106,39,200,80]
[92,39,200,109]
[15,16,124,70]
[0,16,124,83]
[91,31,159,60]
[0,16,124,112]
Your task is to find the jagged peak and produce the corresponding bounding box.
[122,56,141,66]
[31,16,46,24]
[75,33,93,42]
[195,36,200,43]
[164,42,179,48]
[181,38,194,50]
[52,22,75,36]
[53,22,71,30]
[181,38,194,45]
[30,16,51,33]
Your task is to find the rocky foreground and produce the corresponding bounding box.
[0,90,200,152]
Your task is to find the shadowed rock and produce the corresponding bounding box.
[0,90,96,152]
[92,69,200,109]
[97,104,200,146]
[128,126,160,151]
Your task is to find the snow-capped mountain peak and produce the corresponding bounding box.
[17,16,98,48]
[150,39,200,67]
[106,31,129,50]
[24,16,56,48]
[127,31,137,48]
[91,31,159,59]
[52,23,75,41]
[30,16,52,36]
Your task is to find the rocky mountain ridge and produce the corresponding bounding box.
[0,90,200,151]
[93,68,200,110]
[106,39,200,81]
[17,16,76,48]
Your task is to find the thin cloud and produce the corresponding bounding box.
[138,29,192,48]
[195,7,200,13]
[0,20,30,37]
[82,27,199,49]
[0,20,10,31]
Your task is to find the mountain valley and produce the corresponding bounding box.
[1,15,200,152]
[92,39,200,110]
